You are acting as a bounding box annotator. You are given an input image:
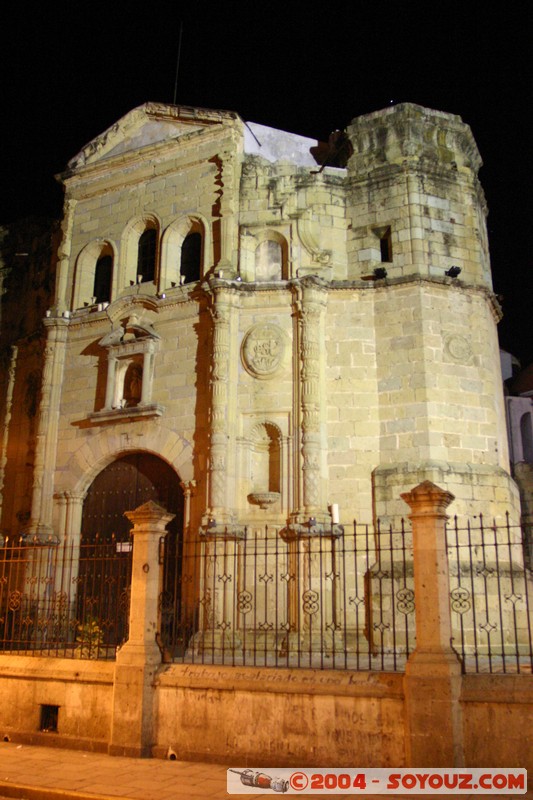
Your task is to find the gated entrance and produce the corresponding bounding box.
[80,453,184,648]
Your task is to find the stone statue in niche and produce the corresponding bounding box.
[123,362,143,407]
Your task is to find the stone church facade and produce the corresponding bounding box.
[0,101,519,551]
[2,103,533,768]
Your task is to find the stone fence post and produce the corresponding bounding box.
[401,481,464,766]
[109,501,174,757]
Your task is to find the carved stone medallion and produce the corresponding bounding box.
[241,323,285,379]
[444,333,473,364]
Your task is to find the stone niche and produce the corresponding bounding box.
[89,312,163,423]
[248,422,282,509]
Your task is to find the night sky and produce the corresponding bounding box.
[3,2,531,365]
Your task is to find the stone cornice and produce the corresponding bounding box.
[346,160,479,194]
[193,273,500,319]
[328,274,502,316]
[87,403,165,426]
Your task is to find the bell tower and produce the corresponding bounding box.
[345,104,518,521]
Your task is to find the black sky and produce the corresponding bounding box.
[3,1,531,364]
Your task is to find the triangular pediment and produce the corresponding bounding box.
[67,102,240,170]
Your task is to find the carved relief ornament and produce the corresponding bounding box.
[241,323,286,379]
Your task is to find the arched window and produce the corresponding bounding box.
[93,254,113,303]
[73,240,115,308]
[180,231,202,284]
[137,228,157,283]
[159,215,208,289]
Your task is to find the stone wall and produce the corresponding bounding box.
[462,675,533,771]
[0,656,113,750]
[154,665,405,766]
[1,658,532,776]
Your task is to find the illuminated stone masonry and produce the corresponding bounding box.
[0,100,521,529]
[1,103,532,771]
[0,100,526,668]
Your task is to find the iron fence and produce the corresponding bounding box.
[1,517,532,673]
[160,522,416,671]
[0,534,131,658]
[446,514,533,674]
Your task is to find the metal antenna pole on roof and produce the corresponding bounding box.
[172,22,184,106]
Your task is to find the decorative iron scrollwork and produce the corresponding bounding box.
[158,590,173,612]
[237,590,253,613]
[118,587,130,613]
[373,620,390,634]
[302,589,319,615]
[396,587,415,614]
[479,620,497,634]
[450,587,471,613]
[8,590,22,611]
[280,571,295,583]
[348,594,364,607]
[476,565,495,579]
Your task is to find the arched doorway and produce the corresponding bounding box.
[80,453,184,652]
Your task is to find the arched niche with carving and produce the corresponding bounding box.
[247,422,282,510]
[72,240,116,309]
[254,231,289,281]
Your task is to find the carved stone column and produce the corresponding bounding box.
[53,198,76,315]
[288,277,332,533]
[65,490,85,544]
[209,288,230,518]
[26,317,69,540]
[198,284,243,654]
[55,492,68,541]
[53,489,86,618]
[0,344,18,520]
[205,283,242,535]
[405,170,425,271]
[210,147,238,277]
[104,353,118,410]
[180,479,196,534]
[283,279,342,658]
[140,346,155,405]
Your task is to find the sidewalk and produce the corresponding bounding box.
[0,742,530,800]
[0,742,227,800]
